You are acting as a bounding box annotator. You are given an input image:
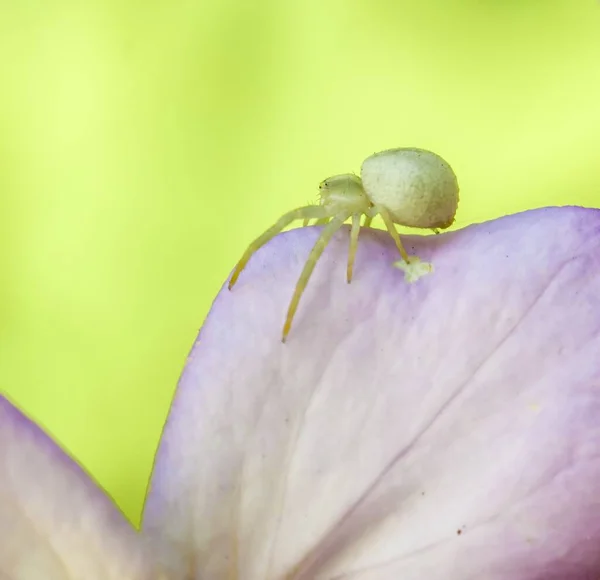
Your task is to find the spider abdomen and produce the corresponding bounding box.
[361,147,459,229]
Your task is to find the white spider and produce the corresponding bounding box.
[228,147,460,342]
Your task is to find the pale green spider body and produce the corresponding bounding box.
[362,147,459,230]
[228,147,459,342]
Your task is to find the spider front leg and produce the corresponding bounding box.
[302,217,331,227]
[346,213,362,283]
[228,205,333,289]
[282,213,350,342]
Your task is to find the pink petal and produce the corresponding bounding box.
[0,395,162,580]
[144,206,600,579]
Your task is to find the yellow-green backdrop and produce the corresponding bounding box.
[1,0,599,526]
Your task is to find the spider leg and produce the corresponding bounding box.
[346,213,362,283]
[374,205,410,263]
[228,205,332,289]
[363,215,373,228]
[302,217,330,227]
[282,213,349,342]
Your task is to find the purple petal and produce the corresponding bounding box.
[0,395,162,579]
[144,206,600,579]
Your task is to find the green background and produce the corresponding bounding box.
[1,0,599,526]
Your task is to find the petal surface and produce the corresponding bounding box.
[0,395,163,580]
[144,207,600,580]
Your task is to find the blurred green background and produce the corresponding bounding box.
[1,0,599,526]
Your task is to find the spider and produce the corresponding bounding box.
[228,147,459,342]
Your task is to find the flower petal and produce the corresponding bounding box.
[144,206,600,579]
[0,395,162,580]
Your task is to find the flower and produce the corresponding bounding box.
[0,394,164,579]
[3,206,600,579]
